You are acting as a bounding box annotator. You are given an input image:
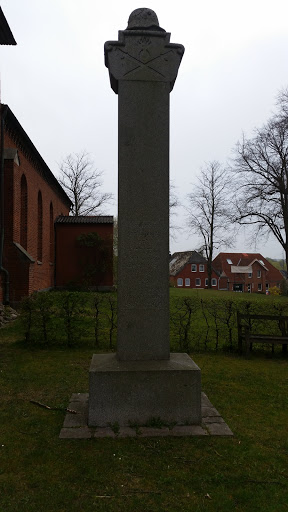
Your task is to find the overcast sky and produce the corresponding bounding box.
[1,0,288,259]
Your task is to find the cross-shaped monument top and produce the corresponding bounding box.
[105,7,184,94]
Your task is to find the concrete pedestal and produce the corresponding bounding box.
[88,353,201,427]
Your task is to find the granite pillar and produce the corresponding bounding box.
[89,8,202,427]
[117,79,170,360]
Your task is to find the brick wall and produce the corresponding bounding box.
[170,262,219,289]
[55,222,113,289]
[1,131,70,303]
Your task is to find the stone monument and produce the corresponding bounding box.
[88,8,202,427]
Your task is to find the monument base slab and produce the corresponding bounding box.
[88,353,201,427]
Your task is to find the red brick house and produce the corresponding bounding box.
[0,104,72,303]
[169,251,220,288]
[55,216,113,290]
[212,252,283,293]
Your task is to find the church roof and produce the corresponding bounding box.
[55,216,114,224]
[0,7,16,45]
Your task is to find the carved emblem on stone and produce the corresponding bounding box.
[137,36,151,47]
[137,36,152,63]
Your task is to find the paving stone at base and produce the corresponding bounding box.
[206,423,234,436]
[70,393,89,402]
[201,393,213,407]
[202,416,225,424]
[60,392,233,438]
[138,427,170,437]
[201,406,221,417]
[67,401,88,414]
[63,397,88,428]
[118,427,137,438]
[59,427,92,439]
[171,425,208,436]
[63,411,87,428]
[94,428,116,438]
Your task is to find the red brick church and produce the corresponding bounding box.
[0,105,113,304]
[0,104,72,303]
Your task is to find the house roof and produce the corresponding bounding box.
[0,7,17,45]
[169,251,207,276]
[2,104,72,209]
[249,258,268,271]
[215,252,269,267]
[55,215,114,224]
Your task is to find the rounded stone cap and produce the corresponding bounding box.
[127,8,165,31]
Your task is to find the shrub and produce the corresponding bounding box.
[58,291,87,347]
[20,292,56,345]
[269,285,281,296]
[18,289,288,353]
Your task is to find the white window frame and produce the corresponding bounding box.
[211,278,217,287]
[266,283,269,290]
[199,264,204,272]
[185,278,190,287]
[248,272,252,278]
[191,264,197,272]
[195,278,201,287]
[205,278,208,286]
[177,278,183,287]
[257,270,261,278]
[258,283,262,291]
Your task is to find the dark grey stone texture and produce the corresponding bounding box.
[88,353,201,426]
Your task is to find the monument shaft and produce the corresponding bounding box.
[105,12,184,360]
[118,81,170,360]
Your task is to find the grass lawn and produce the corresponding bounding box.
[0,318,287,511]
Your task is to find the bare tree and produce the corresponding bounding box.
[170,181,181,241]
[170,182,180,211]
[187,161,233,287]
[276,87,288,119]
[232,89,288,269]
[58,151,113,215]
